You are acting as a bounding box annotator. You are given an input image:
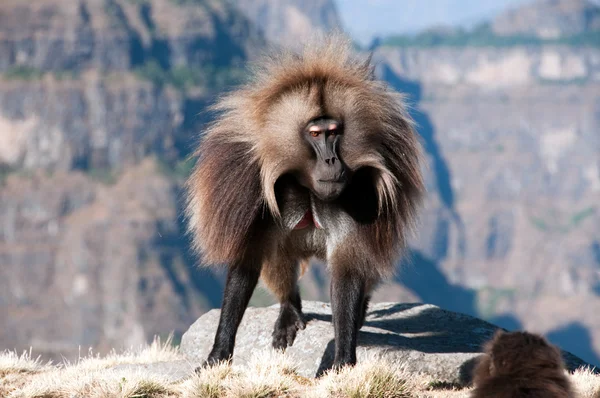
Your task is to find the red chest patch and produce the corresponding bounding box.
[293,209,323,230]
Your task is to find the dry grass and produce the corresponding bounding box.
[1,338,599,398]
[180,351,304,398]
[0,350,52,377]
[311,355,411,398]
[572,367,600,398]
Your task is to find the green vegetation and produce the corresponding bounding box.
[570,207,596,227]
[3,66,44,81]
[168,0,207,7]
[134,60,246,91]
[2,62,246,90]
[2,66,82,81]
[52,69,81,81]
[539,77,589,86]
[529,206,597,233]
[0,165,39,185]
[381,23,600,48]
[157,157,196,180]
[531,216,549,232]
[476,286,516,319]
[0,165,13,186]
[88,167,118,185]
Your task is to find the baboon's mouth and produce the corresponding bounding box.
[293,209,323,230]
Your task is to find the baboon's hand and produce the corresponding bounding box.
[272,304,306,350]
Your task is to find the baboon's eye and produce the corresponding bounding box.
[310,130,320,137]
[327,123,339,137]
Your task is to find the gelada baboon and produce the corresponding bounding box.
[471,330,574,397]
[185,34,424,371]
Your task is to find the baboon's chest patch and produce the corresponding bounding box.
[293,209,323,230]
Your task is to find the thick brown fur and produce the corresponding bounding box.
[471,330,574,398]
[186,33,423,273]
[185,33,425,369]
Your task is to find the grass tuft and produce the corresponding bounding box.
[315,358,410,398]
[0,350,50,377]
[180,362,233,398]
[124,378,170,398]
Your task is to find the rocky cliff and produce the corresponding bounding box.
[370,11,600,366]
[0,0,264,73]
[0,159,209,359]
[492,0,600,39]
[372,46,600,87]
[235,0,342,49]
[0,0,266,172]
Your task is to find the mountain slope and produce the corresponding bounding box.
[371,0,600,367]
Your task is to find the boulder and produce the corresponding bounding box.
[180,301,591,384]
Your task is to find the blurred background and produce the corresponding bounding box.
[0,0,598,368]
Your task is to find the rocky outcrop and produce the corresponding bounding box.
[492,0,600,39]
[0,72,184,171]
[180,301,591,383]
[373,46,600,87]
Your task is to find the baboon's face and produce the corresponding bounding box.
[299,117,349,201]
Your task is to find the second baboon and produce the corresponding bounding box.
[471,330,574,398]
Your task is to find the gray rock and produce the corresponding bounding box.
[181,301,592,384]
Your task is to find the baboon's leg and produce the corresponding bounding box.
[358,294,371,328]
[262,258,306,350]
[201,259,261,368]
[358,278,377,328]
[330,268,367,369]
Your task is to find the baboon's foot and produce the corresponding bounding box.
[331,357,356,373]
[194,348,232,373]
[272,303,306,350]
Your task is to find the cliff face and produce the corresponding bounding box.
[235,0,342,49]
[0,0,266,172]
[0,159,210,359]
[0,0,264,73]
[492,0,600,39]
[373,46,600,87]
[0,73,183,171]
[372,41,600,366]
